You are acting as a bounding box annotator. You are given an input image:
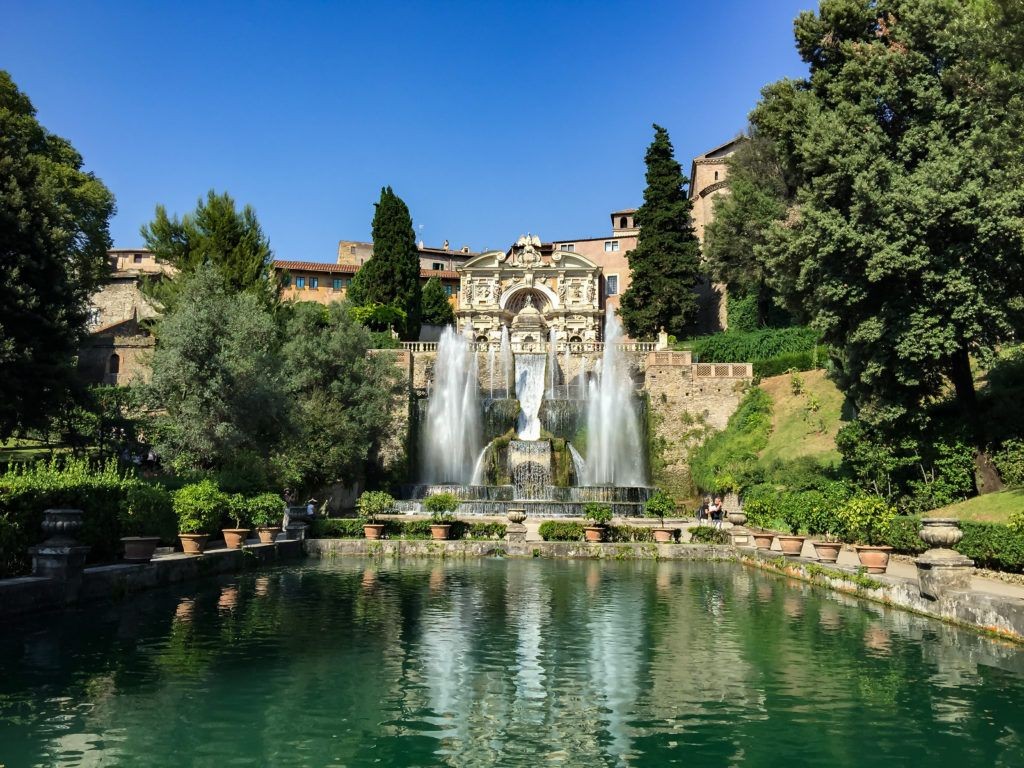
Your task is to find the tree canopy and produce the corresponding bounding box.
[347,187,422,340]
[746,0,1024,490]
[619,124,703,339]
[140,190,277,311]
[421,277,456,326]
[0,71,116,439]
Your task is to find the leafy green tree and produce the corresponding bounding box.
[273,301,400,492]
[347,187,422,339]
[619,125,703,338]
[140,190,277,310]
[143,266,284,472]
[757,0,1024,492]
[0,71,115,438]
[421,277,455,326]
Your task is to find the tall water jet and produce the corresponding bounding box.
[515,354,546,440]
[422,328,482,483]
[488,344,496,400]
[584,313,646,486]
[547,327,557,400]
[500,326,513,397]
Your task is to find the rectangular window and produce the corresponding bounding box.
[606,275,619,295]
[559,243,575,252]
[433,262,444,271]
[310,277,319,290]
[349,245,356,254]
[133,253,144,263]
[604,240,620,252]
[296,277,305,289]
[332,278,342,291]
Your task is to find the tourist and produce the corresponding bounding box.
[711,496,725,529]
[697,496,710,522]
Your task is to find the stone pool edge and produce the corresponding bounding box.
[305,538,1024,644]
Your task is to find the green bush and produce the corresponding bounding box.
[583,502,613,526]
[689,525,730,544]
[994,439,1024,487]
[726,294,759,333]
[957,522,1024,572]
[309,518,365,538]
[423,492,460,523]
[173,480,227,534]
[356,490,395,522]
[604,524,655,543]
[248,493,285,529]
[0,458,130,578]
[836,495,896,546]
[120,482,176,542]
[538,521,585,541]
[693,326,818,363]
[881,515,928,554]
[753,350,823,378]
[644,490,676,526]
[226,493,249,528]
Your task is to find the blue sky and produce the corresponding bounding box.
[2,1,812,260]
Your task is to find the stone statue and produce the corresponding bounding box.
[586,278,596,305]
[558,280,567,304]
[491,280,501,303]
[464,280,474,304]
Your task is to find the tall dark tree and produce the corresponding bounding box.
[140,190,277,309]
[347,187,422,340]
[420,277,455,326]
[619,124,703,339]
[757,0,1024,491]
[0,71,115,438]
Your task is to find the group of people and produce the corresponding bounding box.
[696,495,726,528]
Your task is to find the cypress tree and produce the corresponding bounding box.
[420,277,456,326]
[618,124,702,339]
[348,187,422,340]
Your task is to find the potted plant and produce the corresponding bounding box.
[776,492,807,557]
[248,492,284,544]
[837,495,895,573]
[222,493,252,549]
[741,486,779,549]
[805,485,849,563]
[357,490,394,539]
[583,502,613,542]
[173,479,226,554]
[423,492,460,540]
[120,482,176,562]
[645,490,677,543]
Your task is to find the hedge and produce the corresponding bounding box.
[880,516,1024,572]
[693,326,818,363]
[753,349,824,378]
[538,521,585,541]
[689,525,731,544]
[308,518,507,541]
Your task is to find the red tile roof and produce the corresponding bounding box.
[274,260,460,281]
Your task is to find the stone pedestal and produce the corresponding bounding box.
[29,509,90,603]
[506,509,527,544]
[915,518,974,600]
[285,522,309,541]
[726,511,750,547]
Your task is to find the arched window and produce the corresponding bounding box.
[619,216,628,229]
[475,335,488,343]
[109,353,120,374]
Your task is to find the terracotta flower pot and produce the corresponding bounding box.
[122,536,160,563]
[777,535,806,557]
[430,524,451,540]
[855,545,893,574]
[653,527,675,543]
[222,528,251,549]
[812,541,843,563]
[363,523,385,540]
[257,527,282,544]
[179,533,208,555]
[752,532,775,550]
[584,526,605,543]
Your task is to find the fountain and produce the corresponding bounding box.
[408,310,650,518]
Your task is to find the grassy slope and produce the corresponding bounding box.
[928,487,1024,524]
[757,369,846,467]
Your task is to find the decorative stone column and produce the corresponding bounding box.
[506,509,527,544]
[30,509,91,603]
[726,510,751,547]
[915,518,974,600]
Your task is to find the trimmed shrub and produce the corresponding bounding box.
[689,525,730,544]
[309,518,364,538]
[583,502,613,526]
[356,490,394,522]
[538,521,585,541]
[120,482,176,542]
[693,326,818,363]
[423,493,460,523]
[836,495,895,546]
[957,522,1024,572]
[753,350,823,378]
[882,515,928,554]
[605,524,655,543]
[248,493,285,529]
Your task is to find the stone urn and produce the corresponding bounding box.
[363,523,385,540]
[122,536,161,562]
[915,518,974,599]
[652,528,675,543]
[777,535,806,557]
[430,524,451,541]
[918,518,963,551]
[584,526,605,543]
[256,527,282,544]
[726,511,750,547]
[506,509,527,543]
[31,509,91,580]
[727,511,747,527]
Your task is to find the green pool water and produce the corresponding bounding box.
[1,558,1023,767]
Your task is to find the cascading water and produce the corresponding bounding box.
[547,327,557,400]
[488,344,496,400]
[500,327,513,397]
[514,354,546,440]
[422,328,482,484]
[567,443,587,485]
[584,313,646,486]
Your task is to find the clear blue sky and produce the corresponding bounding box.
[2,1,813,260]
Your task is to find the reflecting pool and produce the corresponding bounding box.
[1,559,1023,766]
